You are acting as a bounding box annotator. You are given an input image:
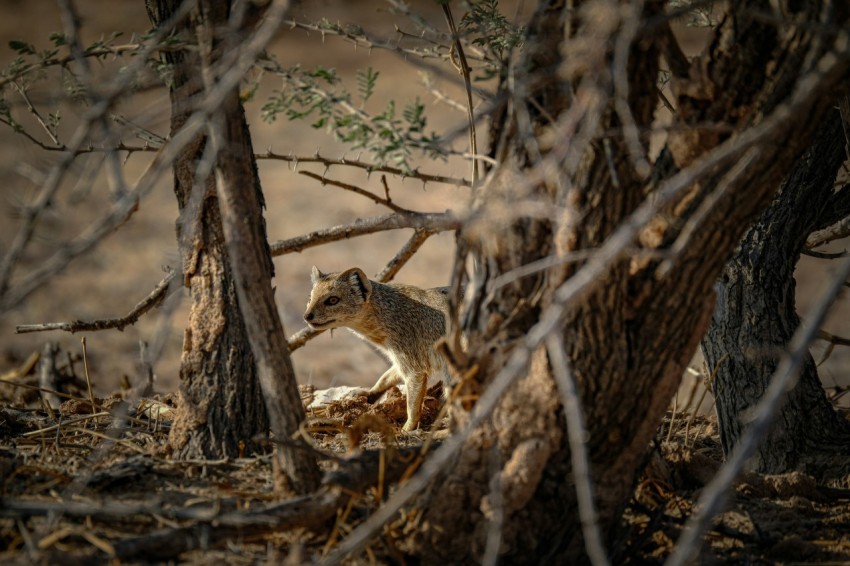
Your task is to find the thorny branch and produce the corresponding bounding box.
[261,150,471,187]
[299,171,411,213]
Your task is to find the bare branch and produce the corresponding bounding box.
[816,329,850,348]
[612,0,651,178]
[546,334,609,566]
[0,3,194,302]
[375,227,434,281]
[299,171,411,213]
[807,213,850,248]
[270,211,460,256]
[12,82,61,146]
[801,248,848,259]
[442,2,479,186]
[15,270,178,334]
[260,150,471,186]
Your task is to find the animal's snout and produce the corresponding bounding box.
[304,311,314,322]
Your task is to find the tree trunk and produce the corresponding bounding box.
[703,108,850,478]
[145,0,269,460]
[416,1,850,563]
[198,0,321,494]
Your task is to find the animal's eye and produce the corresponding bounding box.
[325,296,340,306]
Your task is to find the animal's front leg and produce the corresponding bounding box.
[402,373,428,432]
[367,366,403,403]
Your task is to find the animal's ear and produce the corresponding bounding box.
[310,266,325,285]
[341,267,372,302]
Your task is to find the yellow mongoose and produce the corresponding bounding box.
[303,266,449,431]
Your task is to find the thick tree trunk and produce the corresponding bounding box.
[145,0,269,460]
[416,1,850,563]
[703,109,850,478]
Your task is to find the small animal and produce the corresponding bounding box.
[303,266,450,431]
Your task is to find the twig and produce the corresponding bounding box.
[817,329,850,347]
[281,18,484,64]
[270,211,460,256]
[0,487,343,561]
[801,248,848,259]
[807,200,850,247]
[80,337,96,417]
[0,3,192,305]
[375,228,434,282]
[299,171,411,213]
[612,0,651,179]
[260,150,471,186]
[442,3,479,187]
[547,335,610,566]
[12,82,61,146]
[21,412,112,438]
[15,270,177,334]
[666,254,850,565]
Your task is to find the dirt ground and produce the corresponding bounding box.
[2,1,850,563]
[1,376,849,564]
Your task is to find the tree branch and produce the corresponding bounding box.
[270,211,460,256]
[261,149,471,186]
[299,171,411,213]
[15,270,178,334]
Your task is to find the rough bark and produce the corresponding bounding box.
[145,0,269,459]
[199,0,321,493]
[416,1,850,564]
[703,108,850,478]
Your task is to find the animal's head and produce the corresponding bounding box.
[303,266,373,330]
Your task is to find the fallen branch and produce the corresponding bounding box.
[15,270,177,334]
[0,486,342,561]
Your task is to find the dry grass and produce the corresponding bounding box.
[2,360,850,564]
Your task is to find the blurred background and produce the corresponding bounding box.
[0,0,847,411]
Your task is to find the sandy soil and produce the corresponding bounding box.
[0,0,474,394]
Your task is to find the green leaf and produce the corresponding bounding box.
[49,32,68,47]
[9,40,36,55]
[356,67,378,103]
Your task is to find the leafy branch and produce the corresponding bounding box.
[258,59,445,172]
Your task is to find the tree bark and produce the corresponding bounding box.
[703,108,850,478]
[198,0,321,494]
[416,1,850,563]
[145,0,270,460]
